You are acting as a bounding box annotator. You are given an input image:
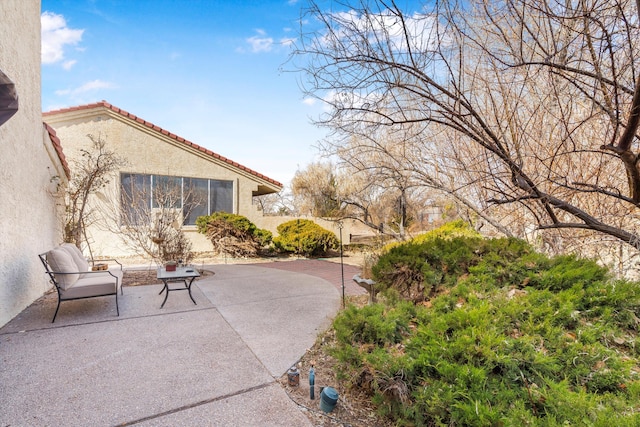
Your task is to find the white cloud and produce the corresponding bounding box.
[55,79,116,96]
[302,98,316,106]
[244,30,295,53]
[41,11,84,65]
[246,29,274,52]
[327,9,438,53]
[62,60,77,70]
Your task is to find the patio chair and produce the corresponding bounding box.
[38,243,123,322]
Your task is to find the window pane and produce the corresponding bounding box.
[120,173,151,225]
[152,175,182,209]
[122,175,233,226]
[210,180,233,213]
[183,178,209,225]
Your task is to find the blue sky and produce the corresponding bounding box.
[40,0,329,186]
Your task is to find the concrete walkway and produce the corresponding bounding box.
[0,261,363,426]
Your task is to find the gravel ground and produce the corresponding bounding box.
[278,312,394,427]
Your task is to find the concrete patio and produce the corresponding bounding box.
[0,260,363,426]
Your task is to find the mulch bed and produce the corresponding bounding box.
[278,298,394,427]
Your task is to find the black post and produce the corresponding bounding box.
[338,221,345,308]
[309,365,315,399]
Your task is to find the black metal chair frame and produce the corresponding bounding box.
[38,253,123,323]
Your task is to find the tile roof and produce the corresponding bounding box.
[43,100,283,188]
[43,122,70,180]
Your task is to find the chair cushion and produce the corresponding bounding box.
[61,275,118,299]
[60,243,90,272]
[46,248,79,290]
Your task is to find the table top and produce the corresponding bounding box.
[157,266,201,280]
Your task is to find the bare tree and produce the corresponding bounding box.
[291,162,342,217]
[292,0,640,258]
[254,189,296,216]
[337,151,419,239]
[292,158,424,240]
[117,176,196,265]
[64,134,125,257]
[332,127,516,238]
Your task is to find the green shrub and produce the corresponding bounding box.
[196,212,254,234]
[382,219,481,253]
[533,254,610,291]
[253,228,273,247]
[196,212,272,257]
[330,235,640,425]
[333,301,415,347]
[273,219,338,256]
[413,219,481,242]
[372,234,535,301]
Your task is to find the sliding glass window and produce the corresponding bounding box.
[183,178,209,226]
[121,173,151,225]
[120,173,233,226]
[153,175,182,209]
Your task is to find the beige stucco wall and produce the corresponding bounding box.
[0,0,68,327]
[45,108,279,257]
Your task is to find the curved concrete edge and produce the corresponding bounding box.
[196,264,342,377]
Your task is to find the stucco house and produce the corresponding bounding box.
[43,101,283,258]
[0,0,71,327]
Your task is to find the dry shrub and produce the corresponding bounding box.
[196,212,272,258]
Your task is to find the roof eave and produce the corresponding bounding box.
[44,101,283,189]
